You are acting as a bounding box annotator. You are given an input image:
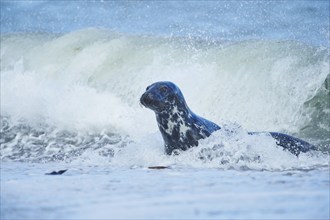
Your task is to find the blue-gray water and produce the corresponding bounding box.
[1,1,329,219]
[1,1,329,46]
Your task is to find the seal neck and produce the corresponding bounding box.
[156,102,195,132]
[157,103,191,120]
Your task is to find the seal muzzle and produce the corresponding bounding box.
[140,92,152,107]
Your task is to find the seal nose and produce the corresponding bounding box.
[140,92,152,107]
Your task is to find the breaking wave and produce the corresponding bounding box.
[1,29,329,170]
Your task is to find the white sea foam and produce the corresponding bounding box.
[1,2,329,219]
[1,29,329,169]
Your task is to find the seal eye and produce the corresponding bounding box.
[159,86,168,93]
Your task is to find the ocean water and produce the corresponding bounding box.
[1,1,329,219]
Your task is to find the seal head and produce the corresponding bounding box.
[140,81,220,155]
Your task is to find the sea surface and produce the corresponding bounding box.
[1,1,329,219]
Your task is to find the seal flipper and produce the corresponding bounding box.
[269,132,316,156]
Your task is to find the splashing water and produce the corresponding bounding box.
[1,2,329,219]
[1,29,329,170]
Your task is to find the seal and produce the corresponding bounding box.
[140,81,316,156]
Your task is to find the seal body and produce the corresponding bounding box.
[140,81,219,155]
[140,81,316,156]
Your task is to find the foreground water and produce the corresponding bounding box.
[1,1,330,219]
[1,162,329,220]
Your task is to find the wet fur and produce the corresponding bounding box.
[141,81,316,156]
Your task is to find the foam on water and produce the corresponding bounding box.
[1,3,329,219]
[1,29,329,170]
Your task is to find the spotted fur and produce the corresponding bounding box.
[140,81,219,155]
[140,81,316,156]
